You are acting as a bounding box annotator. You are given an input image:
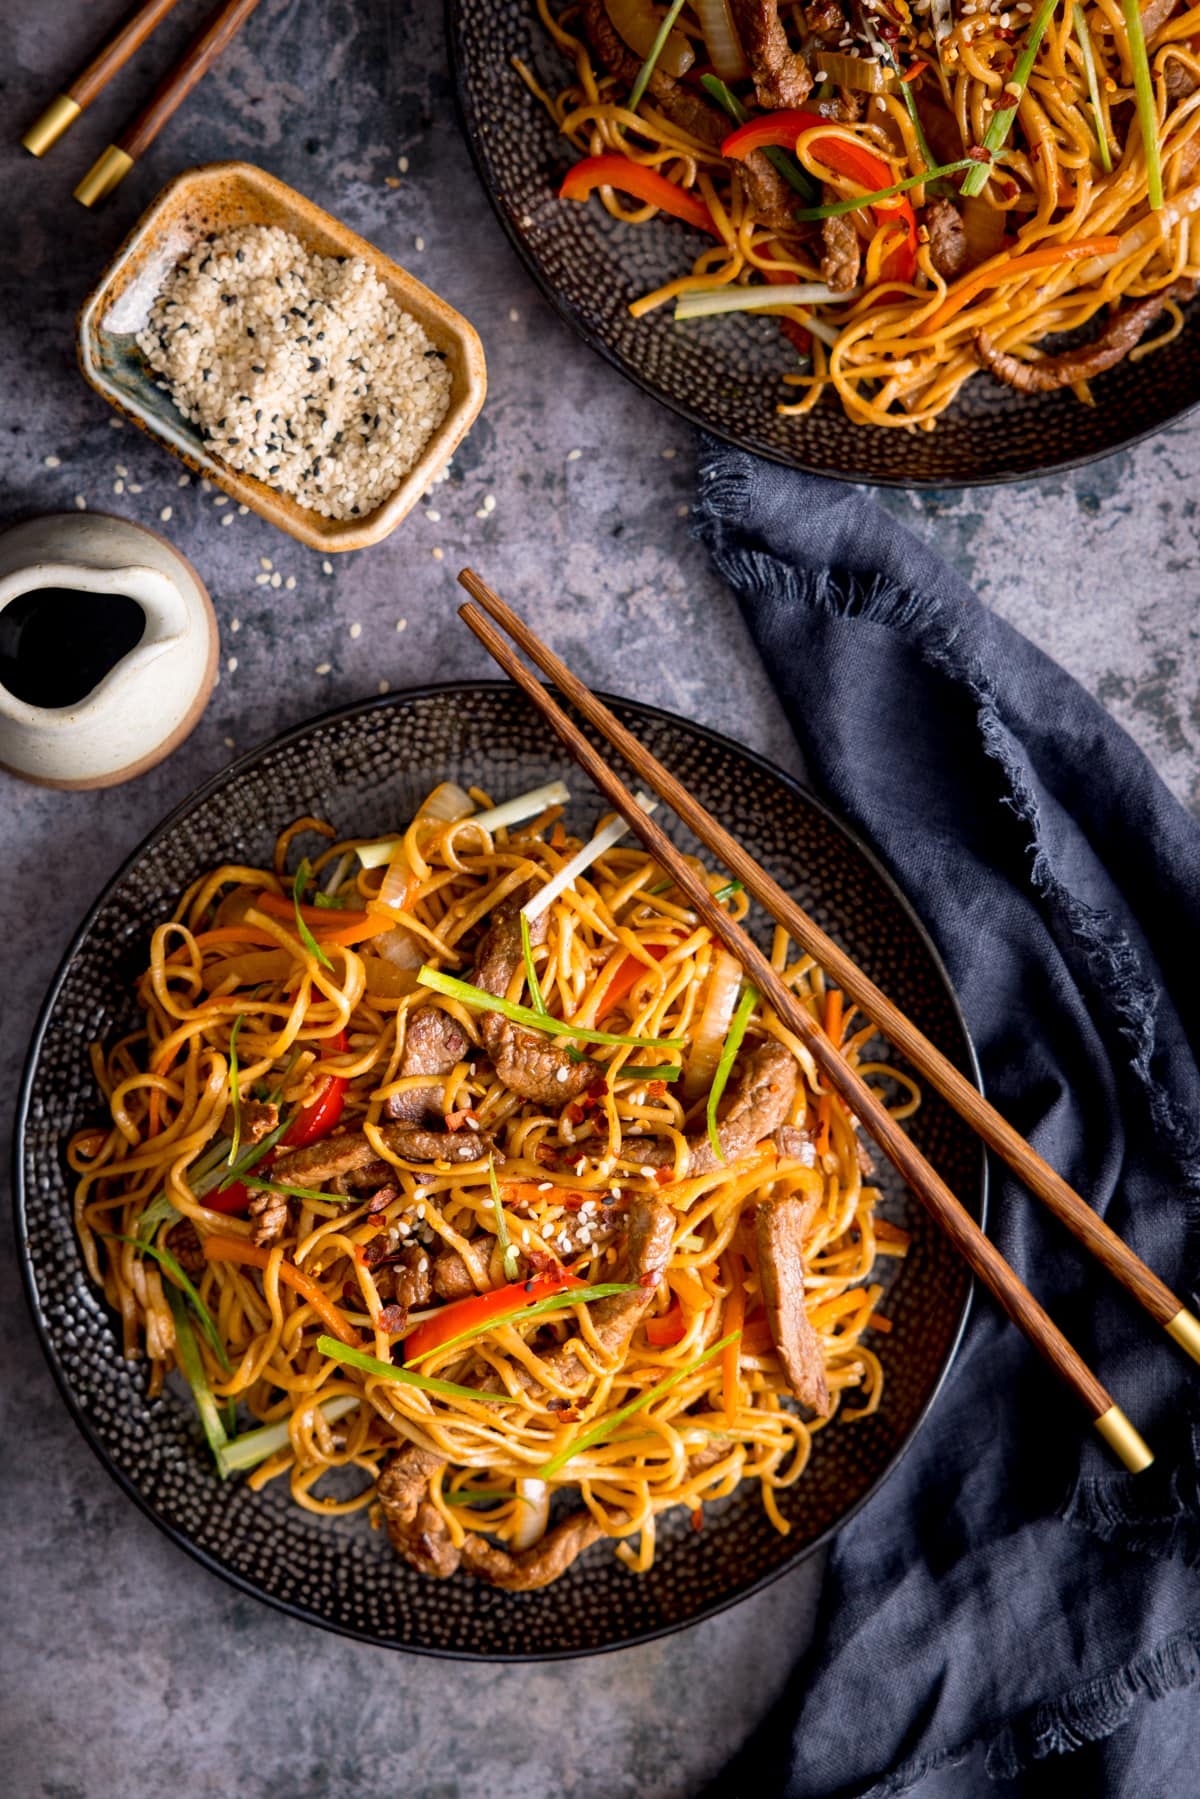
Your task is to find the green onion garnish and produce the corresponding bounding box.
[960,0,1057,198]
[646,878,674,896]
[293,857,333,971]
[489,1155,520,1281]
[1073,5,1113,174]
[226,1015,244,1168]
[316,1335,515,1403]
[405,1283,638,1367]
[712,880,743,902]
[104,1231,230,1372]
[416,965,685,1052]
[217,1107,295,1191]
[216,1394,359,1477]
[1122,0,1163,209]
[630,0,687,109]
[699,73,819,202]
[520,910,548,1017]
[615,1064,681,1082]
[242,1173,347,1206]
[135,1191,180,1242]
[535,1332,738,1478]
[165,1286,229,1468]
[707,983,758,1164]
[313,890,354,909]
[793,159,979,221]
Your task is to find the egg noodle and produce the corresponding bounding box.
[521,0,1200,428]
[70,780,915,1587]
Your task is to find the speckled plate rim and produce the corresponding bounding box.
[444,2,1200,490]
[14,680,987,1659]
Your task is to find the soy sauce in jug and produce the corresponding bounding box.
[0,586,145,709]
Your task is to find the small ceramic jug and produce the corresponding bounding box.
[0,513,217,788]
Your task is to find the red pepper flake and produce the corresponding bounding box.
[967,145,992,163]
[691,1508,704,1532]
[444,1108,477,1132]
[367,1185,399,1214]
[353,1243,369,1268]
[648,1080,668,1098]
[377,1303,408,1334]
[654,1167,674,1186]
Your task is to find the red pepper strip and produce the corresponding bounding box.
[645,1300,688,1346]
[206,1030,349,1213]
[599,942,673,1017]
[404,1270,587,1364]
[722,114,917,282]
[560,155,721,239]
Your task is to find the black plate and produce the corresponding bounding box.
[15,684,985,1657]
[447,0,1200,486]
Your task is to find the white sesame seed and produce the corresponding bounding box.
[322,559,333,574]
[426,508,441,522]
[113,479,125,494]
[395,618,407,631]
[224,736,235,748]
[639,1165,655,1179]
[108,418,123,429]
[230,617,241,631]
[238,505,249,516]
[431,546,443,560]
[315,662,332,674]
[555,1066,570,1084]
[661,448,676,459]
[398,155,409,172]
[227,656,238,673]
[74,494,87,510]
[677,503,689,517]
[508,306,520,322]
[566,448,582,461]
[414,235,425,252]
[270,572,282,587]
[159,505,173,522]
[44,455,61,468]
[220,513,234,526]
[260,557,273,570]
[378,678,390,693]
[213,492,229,506]
[349,621,362,639]
[483,493,495,511]
[537,1181,553,1192]
[255,573,271,585]
[115,464,129,477]
[475,508,488,520]
[815,68,827,80]
[177,473,191,487]
[129,484,143,494]
[285,575,296,590]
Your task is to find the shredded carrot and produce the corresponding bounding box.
[901,59,928,81]
[814,987,844,1157]
[252,891,375,928]
[503,1181,597,1210]
[550,821,567,850]
[202,1236,358,1345]
[868,1311,893,1333]
[809,1288,874,1333]
[668,1267,711,1313]
[722,1254,745,1426]
[921,237,1121,334]
[741,1320,775,1357]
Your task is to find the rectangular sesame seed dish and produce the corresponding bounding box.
[77,162,487,554]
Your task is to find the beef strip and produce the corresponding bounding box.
[618,1040,799,1178]
[580,0,799,229]
[432,1247,478,1301]
[473,893,595,1104]
[248,1185,289,1248]
[385,1007,467,1123]
[377,1446,462,1577]
[926,198,968,281]
[1165,59,1199,100]
[804,0,849,39]
[821,201,861,292]
[756,1192,830,1415]
[730,0,814,108]
[457,1510,619,1591]
[236,1099,279,1145]
[1140,0,1177,35]
[977,280,1196,393]
[384,1123,498,1165]
[390,1244,433,1310]
[333,1157,394,1194]
[271,1119,497,1187]
[163,1218,205,1279]
[530,1198,674,1390]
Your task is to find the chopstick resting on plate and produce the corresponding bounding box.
[23,0,185,158]
[75,0,265,208]
[456,567,1162,1474]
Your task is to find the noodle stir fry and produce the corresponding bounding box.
[70,778,915,1590]
[527,0,1200,428]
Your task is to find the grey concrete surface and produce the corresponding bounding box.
[1,2,1197,1797]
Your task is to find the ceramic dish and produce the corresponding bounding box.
[77,161,487,552]
[16,684,985,1657]
[447,0,1200,487]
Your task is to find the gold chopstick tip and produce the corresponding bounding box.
[74,144,135,209]
[1165,1306,1200,1366]
[22,94,82,157]
[1093,1404,1154,1474]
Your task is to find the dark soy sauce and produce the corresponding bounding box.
[0,586,145,709]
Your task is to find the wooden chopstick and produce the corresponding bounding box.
[23,0,186,158]
[457,578,1156,1473]
[459,568,1200,1373]
[75,0,265,208]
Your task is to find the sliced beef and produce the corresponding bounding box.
[236,1099,279,1145]
[580,0,798,230]
[272,1130,376,1187]
[1165,59,1199,99]
[977,280,1196,393]
[730,0,813,108]
[458,1510,616,1591]
[821,204,861,292]
[926,198,968,281]
[773,1123,817,1165]
[333,1157,394,1195]
[377,1446,462,1577]
[248,1185,289,1248]
[756,1192,830,1415]
[388,1244,433,1310]
[163,1218,205,1279]
[272,1119,496,1187]
[473,893,595,1104]
[384,1123,496,1165]
[804,0,849,39]
[686,1041,799,1177]
[535,1198,673,1389]
[385,1007,467,1123]
[432,1247,478,1301]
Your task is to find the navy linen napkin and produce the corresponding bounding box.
[694,440,1200,1798]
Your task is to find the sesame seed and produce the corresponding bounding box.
[43,455,61,468]
[224,737,235,749]
[270,572,282,587]
[227,656,238,673]
[677,503,689,517]
[661,448,676,459]
[566,448,582,461]
[349,621,362,639]
[220,513,234,526]
[108,418,123,429]
[128,483,143,494]
[322,559,333,574]
[315,662,332,674]
[159,505,173,522]
[113,479,125,494]
[230,617,241,632]
[398,155,409,172]
[115,464,129,477]
[285,575,296,590]
[74,494,87,510]
[177,474,191,486]
[431,547,443,560]
[255,573,271,585]
[260,557,273,570]
[639,1165,655,1179]
[395,618,407,631]
[238,505,249,515]
[414,235,425,252]
[555,1066,570,1084]
[508,307,520,322]
[378,678,390,693]
[426,508,441,522]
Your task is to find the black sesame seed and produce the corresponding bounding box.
[221,294,235,305]
[246,326,255,337]
[251,365,265,374]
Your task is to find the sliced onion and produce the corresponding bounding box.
[379,844,417,910]
[694,0,748,79]
[683,946,742,1101]
[418,780,474,823]
[511,1477,550,1549]
[604,0,694,76]
[375,925,423,967]
[813,52,895,95]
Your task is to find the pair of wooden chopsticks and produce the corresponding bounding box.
[22,0,263,207]
[457,568,1200,1474]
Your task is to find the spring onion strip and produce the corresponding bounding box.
[136,1192,181,1241]
[313,888,354,910]
[536,1332,738,1478]
[522,791,658,924]
[1073,4,1112,174]
[675,286,858,335]
[217,1395,359,1477]
[165,1286,228,1468]
[793,160,978,220]
[712,879,743,902]
[630,0,687,108]
[417,966,685,1050]
[406,1282,639,1366]
[292,858,333,970]
[960,0,1058,197]
[699,73,819,200]
[317,1335,514,1403]
[217,1107,295,1190]
[1075,181,1200,279]
[226,1015,244,1168]
[242,1173,351,1205]
[489,1156,521,1281]
[104,1232,230,1371]
[615,1064,681,1082]
[322,850,354,896]
[1122,0,1163,209]
[445,1488,519,1506]
[895,64,943,181]
[520,910,548,1017]
[707,983,758,1163]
